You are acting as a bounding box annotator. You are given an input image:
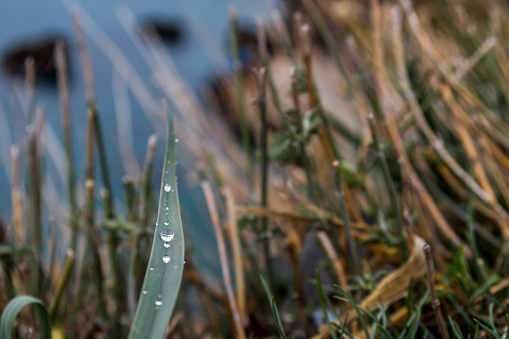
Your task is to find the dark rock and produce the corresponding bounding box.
[141,17,185,46]
[1,36,70,82]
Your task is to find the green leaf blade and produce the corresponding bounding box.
[128,110,184,339]
[0,295,51,339]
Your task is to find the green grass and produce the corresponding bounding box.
[3,0,509,337]
[128,106,184,338]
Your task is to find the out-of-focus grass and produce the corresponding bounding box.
[2,0,509,337]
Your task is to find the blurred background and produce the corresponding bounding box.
[0,0,281,274]
[4,0,509,337]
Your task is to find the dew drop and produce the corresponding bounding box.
[155,300,163,306]
[149,267,154,271]
[155,307,159,310]
[164,184,171,192]
[142,290,147,295]
[164,221,169,226]
[175,138,179,143]
[165,207,169,211]
[183,261,186,264]
[164,243,170,248]
[158,294,161,298]
[160,229,175,242]
[162,255,171,263]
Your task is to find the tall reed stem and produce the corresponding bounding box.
[253,67,272,284]
[55,41,78,252]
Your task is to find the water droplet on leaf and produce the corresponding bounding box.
[160,229,175,242]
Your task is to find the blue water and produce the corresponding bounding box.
[0,0,276,271]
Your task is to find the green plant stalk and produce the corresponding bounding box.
[84,111,108,318]
[101,189,124,312]
[306,2,353,97]
[49,249,75,320]
[230,7,252,183]
[129,135,156,317]
[367,115,405,245]
[128,109,185,339]
[27,126,42,297]
[291,72,319,201]
[318,105,363,273]
[316,271,339,339]
[87,181,107,318]
[88,104,124,310]
[260,275,286,339]
[55,41,79,252]
[122,176,137,218]
[257,71,272,285]
[90,105,115,217]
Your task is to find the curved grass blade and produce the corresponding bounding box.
[260,275,286,339]
[128,108,184,338]
[316,271,339,339]
[0,295,51,339]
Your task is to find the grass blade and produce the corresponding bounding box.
[316,270,339,339]
[0,295,51,339]
[260,275,286,339]
[128,106,184,338]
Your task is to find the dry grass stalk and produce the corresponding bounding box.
[202,181,246,339]
[312,236,428,339]
[424,244,450,339]
[223,187,246,326]
[240,205,373,236]
[85,109,94,180]
[10,146,23,244]
[316,232,348,289]
[72,13,95,104]
[441,85,496,202]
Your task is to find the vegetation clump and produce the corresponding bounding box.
[2,0,509,338]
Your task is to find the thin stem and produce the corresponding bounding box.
[86,181,107,318]
[25,57,36,123]
[253,67,272,285]
[55,41,78,252]
[202,181,246,339]
[223,187,246,326]
[367,113,405,244]
[256,18,286,127]
[85,110,107,318]
[27,107,44,297]
[424,244,450,339]
[10,146,24,244]
[49,249,75,320]
[230,6,251,180]
[290,67,318,200]
[129,135,157,317]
